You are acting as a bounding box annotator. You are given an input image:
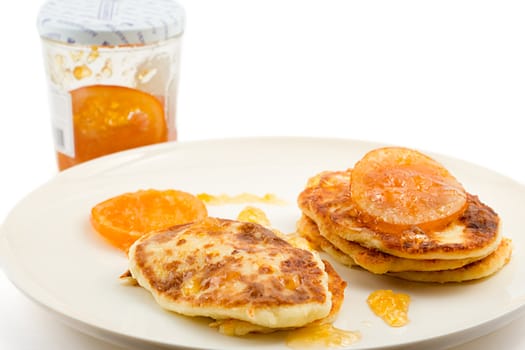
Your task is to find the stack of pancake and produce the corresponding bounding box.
[297,147,512,283]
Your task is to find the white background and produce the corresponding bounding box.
[1,1,524,349]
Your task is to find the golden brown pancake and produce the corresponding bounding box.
[296,214,357,268]
[128,217,333,329]
[298,170,502,260]
[297,214,483,274]
[388,238,512,283]
[211,260,347,335]
[297,214,512,283]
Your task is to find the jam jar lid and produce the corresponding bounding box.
[37,0,185,46]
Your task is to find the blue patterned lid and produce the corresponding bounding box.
[37,0,185,46]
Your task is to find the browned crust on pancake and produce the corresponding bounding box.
[370,194,500,256]
[298,170,501,259]
[388,238,513,283]
[458,194,500,243]
[297,214,512,283]
[318,260,347,324]
[297,214,357,268]
[210,259,347,335]
[133,217,329,309]
[297,214,482,273]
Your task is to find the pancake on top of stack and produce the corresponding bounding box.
[297,146,512,283]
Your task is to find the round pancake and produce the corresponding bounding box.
[297,214,483,274]
[128,217,332,329]
[388,238,512,283]
[298,170,502,260]
[211,259,347,335]
[296,214,357,268]
[297,214,512,283]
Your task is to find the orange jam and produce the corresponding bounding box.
[236,206,271,226]
[57,85,168,170]
[286,323,361,349]
[196,192,287,205]
[367,289,410,327]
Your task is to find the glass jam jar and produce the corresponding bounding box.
[37,0,185,170]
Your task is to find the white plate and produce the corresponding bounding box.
[1,137,524,350]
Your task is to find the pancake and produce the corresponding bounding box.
[388,238,512,283]
[296,214,357,268]
[297,214,482,274]
[211,260,347,335]
[128,217,333,329]
[298,170,502,260]
[296,214,512,283]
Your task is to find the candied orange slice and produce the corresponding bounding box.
[350,147,467,233]
[91,189,207,251]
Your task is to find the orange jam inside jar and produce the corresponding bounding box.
[37,0,185,170]
[57,85,168,170]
